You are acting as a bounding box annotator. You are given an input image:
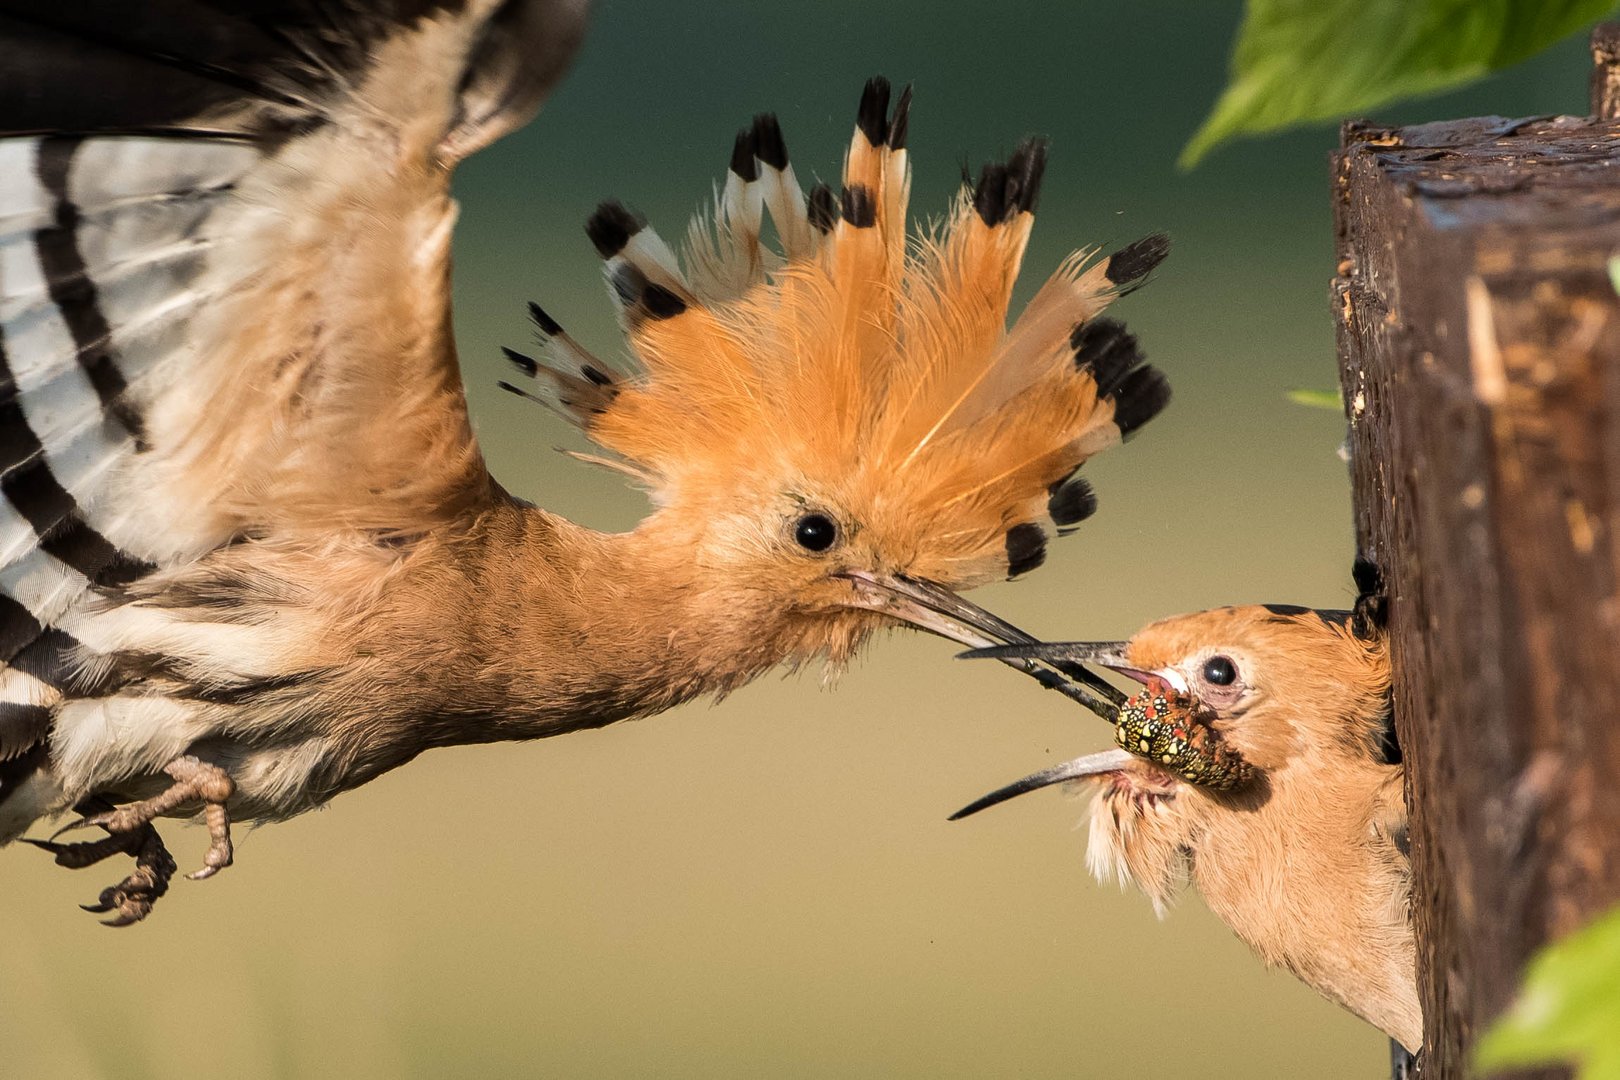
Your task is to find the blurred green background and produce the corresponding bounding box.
[0,2,1598,1077]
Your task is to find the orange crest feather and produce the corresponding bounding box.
[505,78,1171,587]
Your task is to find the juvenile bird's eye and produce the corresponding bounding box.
[1202,656,1237,686]
[794,513,839,552]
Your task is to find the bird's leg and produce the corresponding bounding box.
[92,755,235,879]
[43,755,236,881]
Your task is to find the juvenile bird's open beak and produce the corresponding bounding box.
[947,749,1135,820]
[949,641,1158,821]
[837,572,1125,718]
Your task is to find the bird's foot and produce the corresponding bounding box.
[82,826,179,926]
[25,816,178,926]
[23,755,237,924]
[53,755,235,881]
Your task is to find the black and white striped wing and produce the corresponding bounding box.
[0,1,587,804]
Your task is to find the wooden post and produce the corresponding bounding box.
[1333,28,1620,1079]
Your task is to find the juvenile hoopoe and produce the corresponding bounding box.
[0,1,1172,924]
[958,577,1419,1052]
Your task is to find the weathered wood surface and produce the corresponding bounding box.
[1332,33,1620,1079]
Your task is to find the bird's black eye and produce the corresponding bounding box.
[1202,656,1237,686]
[794,513,838,552]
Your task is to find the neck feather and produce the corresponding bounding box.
[368,502,795,746]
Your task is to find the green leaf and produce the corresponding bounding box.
[1476,904,1620,1080]
[1286,388,1342,411]
[1607,254,1620,296]
[1182,0,1619,168]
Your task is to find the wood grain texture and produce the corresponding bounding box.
[1332,38,1620,1077]
[1591,23,1620,122]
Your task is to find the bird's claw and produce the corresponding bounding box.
[78,833,177,926]
[45,815,104,842]
[33,822,180,926]
[187,837,233,881]
[185,801,234,881]
[22,830,138,869]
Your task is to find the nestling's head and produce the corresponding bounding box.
[956,604,1393,911]
[501,78,1170,669]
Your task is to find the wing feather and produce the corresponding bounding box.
[0,0,589,812]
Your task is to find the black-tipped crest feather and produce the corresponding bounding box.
[1352,557,1388,640]
[1048,475,1098,527]
[1112,366,1171,440]
[640,283,687,320]
[857,77,892,146]
[1070,318,1138,397]
[1069,317,1169,440]
[586,201,643,258]
[972,162,1010,225]
[841,184,876,228]
[1007,137,1048,214]
[807,183,838,233]
[1105,232,1171,287]
[888,84,913,149]
[517,81,1175,600]
[972,139,1048,226]
[728,127,758,181]
[1006,523,1047,577]
[527,301,563,336]
[751,113,788,169]
[500,346,539,377]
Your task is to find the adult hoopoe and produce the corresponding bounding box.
[956,571,1419,1052]
[0,1,1171,925]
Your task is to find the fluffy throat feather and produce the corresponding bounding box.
[1084,764,1198,917]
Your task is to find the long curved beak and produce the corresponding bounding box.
[948,749,1135,820]
[838,572,1125,718]
[840,571,1024,650]
[959,641,1158,688]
